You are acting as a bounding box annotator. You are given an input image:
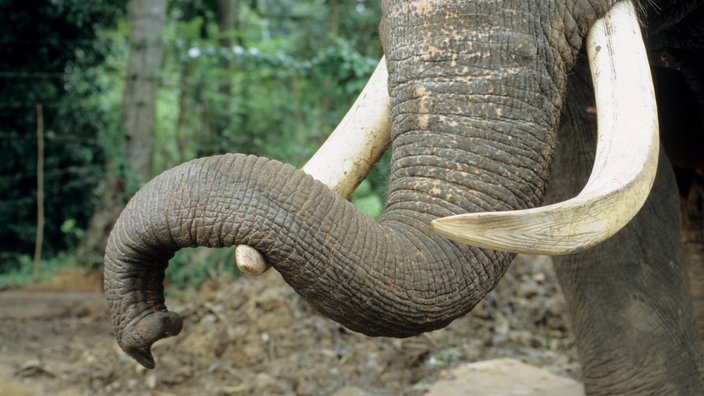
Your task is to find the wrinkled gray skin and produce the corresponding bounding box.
[104,0,704,394]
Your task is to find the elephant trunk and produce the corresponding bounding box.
[104,0,570,369]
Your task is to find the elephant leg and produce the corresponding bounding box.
[547,59,704,395]
[653,63,704,342]
[682,174,704,337]
[554,154,704,395]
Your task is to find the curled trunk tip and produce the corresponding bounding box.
[120,310,183,369]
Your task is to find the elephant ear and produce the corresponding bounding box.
[431,0,659,255]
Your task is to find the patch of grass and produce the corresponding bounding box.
[427,346,462,368]
[351,179,384,219]
[0,247,246,293]
[166,247,242,294]
[0,253,75,291]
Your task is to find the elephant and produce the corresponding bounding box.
[103,0,704,394]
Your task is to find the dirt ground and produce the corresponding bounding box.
[0,255,580,395]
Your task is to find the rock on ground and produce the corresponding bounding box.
[426,358,584,396]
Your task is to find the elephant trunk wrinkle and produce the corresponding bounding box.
[105,153,510,368]
[382,0,564,216]
[106,0,569,370]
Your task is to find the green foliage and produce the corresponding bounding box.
[352,150,391,219]
[0,253,75,290]
[2,0,390,285]
[60,218,84,240]
[351,180,384,219]
[166,247,242,291]
[154,0,383,170]
[427,346,462,368]
[94,20,142,197]
[0,0,127,271]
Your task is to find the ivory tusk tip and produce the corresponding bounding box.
[431,217,477,247]
[235,245,271,276]
[430,215,480,241]
[430,214,527,253]
[431,211,608,256]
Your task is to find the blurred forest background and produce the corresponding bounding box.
[0,0,389,289]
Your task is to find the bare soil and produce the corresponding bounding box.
[0,255,579,395]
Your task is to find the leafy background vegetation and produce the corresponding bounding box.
[0,0,389,289]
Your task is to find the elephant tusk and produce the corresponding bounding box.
[301,56,392,197]
[235,244,270,276]
[236,57,392,275]
[430,0,659,255]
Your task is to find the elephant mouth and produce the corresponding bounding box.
[236,0,658,272]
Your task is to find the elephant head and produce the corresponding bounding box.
[104,0,656,369]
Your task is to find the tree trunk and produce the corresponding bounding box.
[330,0,338,37]
[75,0,166,268]
[123,0,166,182]
[33,103,44,280]
[175,62,193,163]
[195,0,239,157]
[217,0,239,58]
